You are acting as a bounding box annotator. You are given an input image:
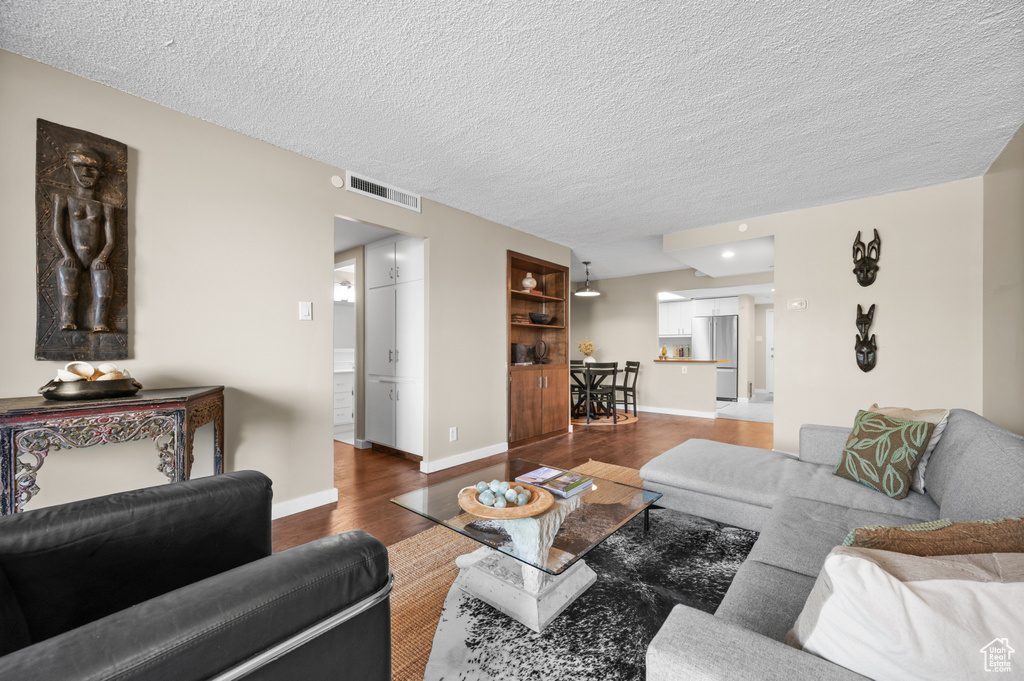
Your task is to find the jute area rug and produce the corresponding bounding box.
[387,460,642,681]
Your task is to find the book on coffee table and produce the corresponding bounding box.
[541,471,594,498]
[515,466,563,486]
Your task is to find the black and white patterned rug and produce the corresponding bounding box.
[423,508,758,681]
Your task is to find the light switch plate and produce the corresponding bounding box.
[787,298,808,311]
[299,301,312,320]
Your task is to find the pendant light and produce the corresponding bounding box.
[574,261,601,297]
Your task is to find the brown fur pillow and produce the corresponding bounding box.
[843,517,1024,556]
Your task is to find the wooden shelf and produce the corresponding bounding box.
[508,251,569,448]
[511,322,566,329]
[510,290,564,303]
[510,362,568,372]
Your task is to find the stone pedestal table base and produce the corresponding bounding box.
[454,547,597,633]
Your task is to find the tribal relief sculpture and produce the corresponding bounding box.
[35,120,129,360]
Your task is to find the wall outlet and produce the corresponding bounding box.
[449,426,458,442]
[298,301,312,320]
[680,366,687,374]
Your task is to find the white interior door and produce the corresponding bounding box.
[766,308,775,393]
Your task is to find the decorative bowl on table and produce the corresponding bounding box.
[458,482,554,519]
[39,378,143,401]
[528,313,553,325]
[38,361,142,401]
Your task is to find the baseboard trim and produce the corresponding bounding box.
[420,442,509,474]
[637,405,716,420]
[754,389,769,395]
[271,488,339,520]
[353,439,372,450]
[738,397,751,403]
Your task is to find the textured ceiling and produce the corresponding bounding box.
[3,1,1022,281]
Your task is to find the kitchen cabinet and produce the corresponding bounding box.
[693,296,738,316]
[716,297,739,316]
[365,235,424,456]
[366,237,424,289]
[508,251,569,447]
[659,300,692,336]
[365,378,422,453]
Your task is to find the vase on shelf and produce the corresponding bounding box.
[521,273,537,291]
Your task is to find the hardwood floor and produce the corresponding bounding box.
[271,413,772,552]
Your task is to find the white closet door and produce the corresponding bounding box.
[365,287,396,376]
[365,242,396,289]
[395,381,423,456]
[394,279,424,380]
[365,379,396,447]
[395,238,424,283]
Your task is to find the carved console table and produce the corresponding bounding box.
[0,386,224,515]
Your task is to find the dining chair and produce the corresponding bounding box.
[584,362,618,424]
[569,362,586,418]
[615,360,640,417]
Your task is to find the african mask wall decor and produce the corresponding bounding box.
[855,304,877,372]
[852,229,881,287]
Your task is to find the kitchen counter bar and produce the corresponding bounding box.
[652,358,728,363]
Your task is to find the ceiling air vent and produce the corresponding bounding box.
[345,171,421,212]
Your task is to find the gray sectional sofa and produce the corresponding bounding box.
[639,409,1024,681]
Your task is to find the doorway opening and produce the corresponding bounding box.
[333,258,356,445]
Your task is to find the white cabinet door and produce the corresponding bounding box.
[717,297,739,316]
[365,379,396,447]
[395,238,424,283]
[658,302,671,335]
[679,300,693,335]
[395,279,424,380]
[395,381,423,456]
[365,287,396,376]
[366,242,396,289]
[666,301,683,334]
[693,299,716,317]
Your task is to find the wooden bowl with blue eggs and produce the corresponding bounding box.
[458,481,554,519]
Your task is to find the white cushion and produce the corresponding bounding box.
[787,546,1024,681]
[868,404,949,494]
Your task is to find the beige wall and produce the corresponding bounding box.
[665,179,986,453]
[0,51,569,510]
[982,125,1024,434]
[570,269,773,415]
[754,304,771,390]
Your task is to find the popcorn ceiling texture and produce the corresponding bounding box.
[2,1,1022,280]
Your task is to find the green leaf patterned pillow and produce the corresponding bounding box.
[834,410,936,499]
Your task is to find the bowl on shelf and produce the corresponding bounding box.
[529,313,553,325]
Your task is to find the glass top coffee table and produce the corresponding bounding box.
[391,458,662,632]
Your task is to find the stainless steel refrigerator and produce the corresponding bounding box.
[691,315,738,401]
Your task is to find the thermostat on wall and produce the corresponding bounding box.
[787,298,808,311]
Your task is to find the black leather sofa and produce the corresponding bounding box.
[0,470,392,680]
